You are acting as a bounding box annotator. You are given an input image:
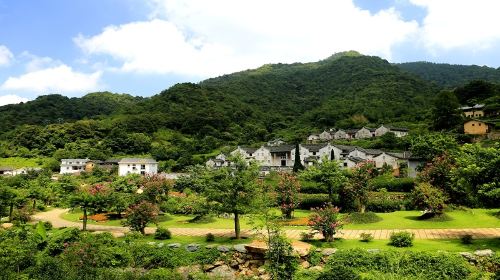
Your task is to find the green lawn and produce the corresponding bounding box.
[61,208,500,230]
[0,157,47,169]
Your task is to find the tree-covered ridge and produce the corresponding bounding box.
[397,62,500,88]
[0,92,143,132]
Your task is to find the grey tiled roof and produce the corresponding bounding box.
[302,143,328,152]
[240,147,258,153]
[119,158,158,164]
[267,145,295,153]
[347,156,366,163]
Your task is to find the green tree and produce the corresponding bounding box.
[432,90,463,131]
[344,161,377,213]
[70,184,112,231]
[200,156,261,239]
[292,143,304,172]
[411,183,448,215]
[123,200,158,234]
[300,159,347,203]
[409,133,458,161]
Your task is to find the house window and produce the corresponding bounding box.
[312,152,316,155]
[141,165,146,169]
[249,153,253,156]
[140,171,146,175]
[472,124,475,126]
[478,123,481,126]
[343,162,347,167]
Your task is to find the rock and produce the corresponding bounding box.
[205,244,217,249]
[309,265,323,271]
[260,274,271,280]
[322,248,337,256]
[112,232,125,238]
[367,249,380,253]
[167,243,181,249]
[257,267,266,275]
[186,243,200,252]
[315,248,322,252]
[218,245,231,252]
[234,244,248,253]
[209,265,236,280]
[157,242,164,248]
[292,240,313,257]
[147,241,156,246]
[474,249,494,257]
[0,223,13,229]
[301,261,311,269]
[176,265,202,279]
[229,260,239,268]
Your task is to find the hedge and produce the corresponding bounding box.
[298,193,330,210]
[371,175,416,192]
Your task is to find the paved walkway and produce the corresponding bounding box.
[33,209,500,240]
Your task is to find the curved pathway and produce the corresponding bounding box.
[33,208,500,240]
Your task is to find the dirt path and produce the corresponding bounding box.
[32,208,500,240]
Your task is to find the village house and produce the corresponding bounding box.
[333,129,348,140]
[0,167,14,176]
[267,139,285,146]
[344,156,366,168]
[463,119,494,135]
[206,154,230,168]
[307,134,320,143]
[460,104,485,118]
[319,131,333,141]
[355,127,375,139]
[375,125,409,137]
[118,158,158,176]
[60,159,89,174]
[231,146,258,159]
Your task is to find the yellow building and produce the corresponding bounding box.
[464,120,492,135]
[461,104,485,118]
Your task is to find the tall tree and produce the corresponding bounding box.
[200,155,260,239]
[292,143,304,172]
[300,159,347,203]
[432,90,462,131]
[344,161,378,213]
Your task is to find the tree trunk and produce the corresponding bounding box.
[8,203,13,222]
[82,207,87,231]
[140,227,145,235]
[234,212,240,239]
[32,199,36,212]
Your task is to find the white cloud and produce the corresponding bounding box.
[410,0,500,51]
[1,65,102,94]
[0,45,14,66]
[75,0,418,77]
[0,94,29,106]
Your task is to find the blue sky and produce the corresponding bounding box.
[1,0,500,105]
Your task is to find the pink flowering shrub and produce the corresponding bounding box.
[308,203,345,242]
[276,173,301,219]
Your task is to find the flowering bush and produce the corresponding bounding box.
[123,201,159,234]
[308,203,345,242]
[276,173,301,219]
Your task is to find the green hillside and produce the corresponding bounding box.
[397,62,500,88]
[0,53,457,170]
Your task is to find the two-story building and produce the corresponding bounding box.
[60,159,89,174]
[118,158,158,176]
[461,104,485,118]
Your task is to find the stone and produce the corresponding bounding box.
[186,243,200,252]
[209,265,236,280]
[0,223,13,229]
[147,242,156,246]
[234,244,248,253]
[322,248,338,256]
[309,265,324,271]
[260,274,271,280]
[205,244,217,249]
[257,267,266,275]
[111,232,125,238]
[218,245,231,252]
[167,243,181,249]
[474,249,494,257]
[315,248,322,252]
[367,249,380,253]
[301,261,311,269]
[292,240,313,257]
[176,265,201,279]
[229,260,239,268]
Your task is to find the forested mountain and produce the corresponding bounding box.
[0,92,143,132]
[1,53,482,171]
[397,62,500,88]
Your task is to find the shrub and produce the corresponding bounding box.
[266,233,298,280]
[299,194,330,210]
[316,265,361,280]
[360,233,374,242]
[205,233,215,242]
[43,221,53,231]
[300,231,315,242]
[154,228,172,240]
[371,175,415,192]
[308,248,323,266]
[389,231,414,247]
[276,173,301,219]
[411,183,448,215]
[461,234,473,244]
[348,212,382,224]
[326,249,471,279]
[308,203,345,242]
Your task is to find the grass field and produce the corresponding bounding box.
[62,208,500,230]
[0,157,47,169]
